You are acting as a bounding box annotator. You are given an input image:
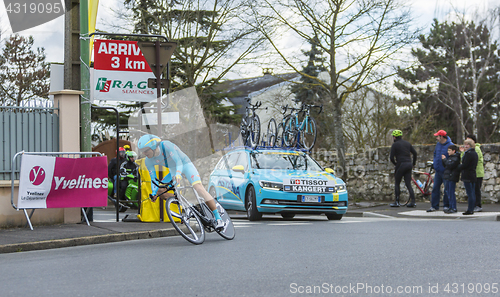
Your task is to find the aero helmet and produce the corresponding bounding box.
[392,130,403,137]
[138,134,161,152]
[126,150,137,161]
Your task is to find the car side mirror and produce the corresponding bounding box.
[325,168,335,175]
[232,165,245,173]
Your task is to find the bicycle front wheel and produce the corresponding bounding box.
[165,197,205,245]
[249,116,261,149]
[300,117,317,150]
[266,118,277,147]
[215,202,235,240]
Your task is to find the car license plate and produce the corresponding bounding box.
[301,195,321,203]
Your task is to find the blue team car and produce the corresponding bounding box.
[207,148,348,221]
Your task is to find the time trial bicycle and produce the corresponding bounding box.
[152,179,235,244]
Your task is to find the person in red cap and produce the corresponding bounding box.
[427,130,454,212]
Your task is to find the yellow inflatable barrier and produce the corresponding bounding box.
[136,158,180,222]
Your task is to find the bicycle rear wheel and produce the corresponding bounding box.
[249,116,261,149]
[283,115,297,147]
[215,202,235,240]
[266,118,277,147]
[300,117,317,150]
[165,196,205,245]
[275,123,284,147]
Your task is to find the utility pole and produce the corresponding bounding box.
[80,0,91,153]
[64,0,80,90]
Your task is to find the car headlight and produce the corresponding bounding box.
[335,184,346,192]
[259,180,283,191]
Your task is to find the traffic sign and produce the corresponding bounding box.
[137,41,177,78]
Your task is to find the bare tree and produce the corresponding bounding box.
[0,35,50,106]
[395,8,500,142]
[122,0,265,92]
[248,0,419,179]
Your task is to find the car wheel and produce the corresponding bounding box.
[326,213,343,220]
[246,185,262,221]
[281,213,295,219]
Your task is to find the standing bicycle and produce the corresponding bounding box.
[152,179,235,244]
[240,98,262,149]
[282,103,322,150]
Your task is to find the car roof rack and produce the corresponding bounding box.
[222,145,311,153]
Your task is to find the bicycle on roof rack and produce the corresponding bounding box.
[282,103,322,151]
[240,98,262,149]
[152,179,235,245]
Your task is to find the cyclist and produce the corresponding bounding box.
[137,134,224,230]
[389,130,417,207]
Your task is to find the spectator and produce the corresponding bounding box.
[442,145,460,214]
[427,130,454,212]
[458,139,478,215]
[108,147,126,196]
[119,151,139,202]
[465,135,484,212]
[389,130,418,208]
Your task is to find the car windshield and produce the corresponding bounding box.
[250,152,323,171]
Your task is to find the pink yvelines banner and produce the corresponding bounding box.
[17,155,108,209]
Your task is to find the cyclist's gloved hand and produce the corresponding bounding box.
[149,194,158,202]
[174,175,182,185]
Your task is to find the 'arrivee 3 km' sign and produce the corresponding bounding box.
[93,39,156,102]
[17,155,108,209]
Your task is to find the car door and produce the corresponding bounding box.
[228,151,249,210]
[219,152,242,206]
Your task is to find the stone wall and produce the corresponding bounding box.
[190,144,500,204]
[313,144,500,203]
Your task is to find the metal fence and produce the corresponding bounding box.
[0,106,59,180]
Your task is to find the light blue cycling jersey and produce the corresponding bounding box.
[144,140,201,195]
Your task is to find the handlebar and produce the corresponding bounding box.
[245,98,262,110]
[151,178,175,191]
[281,104,323,114]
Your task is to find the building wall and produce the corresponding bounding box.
[0,90,83,228]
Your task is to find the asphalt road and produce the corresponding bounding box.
[1,215,500,297]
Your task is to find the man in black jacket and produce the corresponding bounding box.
[389,130,418,207]
[459,139,478,215]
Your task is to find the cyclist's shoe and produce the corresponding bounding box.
[215,219,225,231]
[389,201,400,207]
[426,207,437,212]
[406,203,417,208]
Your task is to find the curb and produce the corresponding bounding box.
[0,228,179,254]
